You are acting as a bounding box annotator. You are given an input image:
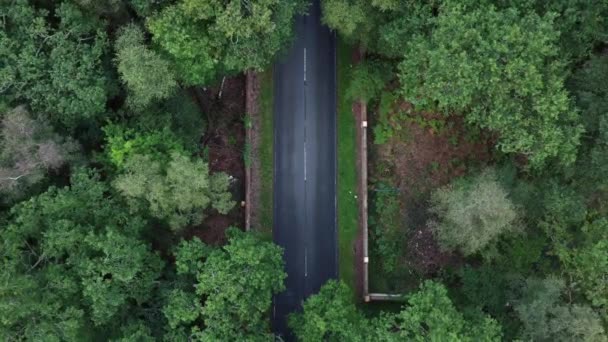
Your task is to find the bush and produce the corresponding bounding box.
[370,188,404,273]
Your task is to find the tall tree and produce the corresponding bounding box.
[289,280,369,341]
[163,229,286,340]
[147,0,306,85]
[0,1,109,129]
[398,1,581,167]
[0,169,164,340]
[114,24,177,109]
[113,152,234,230]
[290,280,501,341]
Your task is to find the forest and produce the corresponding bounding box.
[1,0,607,341]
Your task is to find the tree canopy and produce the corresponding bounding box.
[113,152,234,230]
[148,0,306,85]
[398,1,581,167]
[0,170,164,340]
[429,169,519,256]
[0,1,109,129]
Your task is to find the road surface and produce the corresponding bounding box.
[272,0,337,338]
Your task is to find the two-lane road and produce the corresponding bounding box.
[272,0,337,338]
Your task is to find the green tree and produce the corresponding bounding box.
[570,55,608,135]
[289,280,369,341]
[291,280,501,341]
[429,169,519,256]
[163,230,286,340]
[102,124,186,169]
[148,0,306,85]
[398,1,581,167]
[0,106,80,200]
[554,219,608,312]
[392,281,502,341]
[113,152,234,230]
[513,277,607,341]
[0,169,164,340]
[0,1,109,128]
[115,24,177,109]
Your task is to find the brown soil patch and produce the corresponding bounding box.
[188,76,246,244]
[246,71,262,231]
[406,226,459,275]
[370,101,494,275]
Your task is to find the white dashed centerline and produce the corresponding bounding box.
[304,247,308,277]
[303,48,307,82]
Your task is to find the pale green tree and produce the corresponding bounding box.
[113,152,234,230]
[429,169,519,256]
[114,24,177,109]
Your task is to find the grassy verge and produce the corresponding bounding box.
[258,69,274,236]
[337,39,359,290]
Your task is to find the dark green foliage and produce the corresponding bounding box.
[290,280,502,341]
[570,56,608,135]
[163,229,286,340]
[398,2,581,167]
[346,60,391,102]
[148,0,306,85]
[0,1,109,129]
[0,169,164,340]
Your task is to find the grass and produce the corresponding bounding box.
[258,69,274,235]
[337,39,359,290]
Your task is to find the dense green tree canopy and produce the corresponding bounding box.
[398,1,581,167]
[289,280,369,341]
[0,170,164,340]
[290,280,501,341]
[163,229,286,340]
[0,1,109,129]
[148,0,306,85]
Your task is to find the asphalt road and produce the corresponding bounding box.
[272,0,337,338]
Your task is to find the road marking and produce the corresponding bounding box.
[304,141,307,181]
[304,247,308,277]
[273,304,276,318]
[303,48,307,82]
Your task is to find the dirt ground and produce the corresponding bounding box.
[246,71,262,231]
[186,76,246,246]
[370,101,494,276]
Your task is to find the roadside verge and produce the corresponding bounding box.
[245,70,274,236]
